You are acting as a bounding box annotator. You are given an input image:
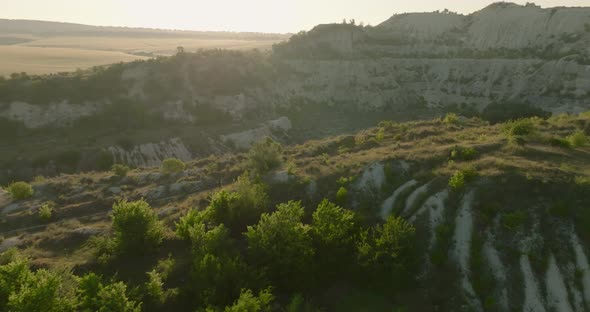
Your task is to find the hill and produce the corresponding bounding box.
[0,113,589,311]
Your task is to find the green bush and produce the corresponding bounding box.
[450,146,478,161]
[375,128,385,142]
[111,199,164,254]
[568,131,588,147]
[335,186,348,204]
[6,182,34,200]
[548,137,572,148]
[449,171,466,191]
[504,119,535,137]
[111,164,130,177]
[247,138,283,174]
[503,118,536,145]
[207,174,270,235]
[443,113,459,125]
[39,201,54,222]
[160,158,186,174]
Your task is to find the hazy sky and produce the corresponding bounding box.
[1,0,589,33]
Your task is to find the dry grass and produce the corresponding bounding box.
[0,34,284,76]
[0,45,147,76]
[21,36,280,55]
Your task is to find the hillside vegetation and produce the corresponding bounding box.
[1,112,589,311]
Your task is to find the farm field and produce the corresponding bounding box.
[0,19,289,76]
[0,45,147,76]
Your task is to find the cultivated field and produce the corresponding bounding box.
[20,36,281,55]
[0,45,147,76]
[0,19,289,76]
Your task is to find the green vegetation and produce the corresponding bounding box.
[336,186,348,204]
[449,146,478,161]
[501,210,527,231]
[443,113,459,125]
[111,199,164,255]
[111,164,130,177]
[245,201,314,291]
[449,171,466,191]
[568,131,588,147]
[160,158,186,174]
[39,201,54,221]
[247,138,283,174]
[6,182,34,200]
[224,288,274,312]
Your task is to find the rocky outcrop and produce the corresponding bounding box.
[108,138,192,168]
[0,100,100,128]
[220,116,292,149]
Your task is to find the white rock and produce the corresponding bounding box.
[545,254,574,312]
[0,237,23,253]
[521,255,547,312]
[108,187,122,195]
[380,179,417,219]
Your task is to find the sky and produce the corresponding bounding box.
[1,0,589,33]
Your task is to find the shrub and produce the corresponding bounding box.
[6,182,34,200]
[335,186,348,204]
[504,118,535,137]
[548,137,572,148]
[111,199,164,254]
[206,174,270,235]
[111,164,130,177]
[375,128,385,142]
[568,131,587,147]
[160,158,186,174]
[247,137,283,174]
[38,201,54,222]
[503,118,536,145]
[449,171,466,191]
[443,113,459,125]
[450,146,478,161]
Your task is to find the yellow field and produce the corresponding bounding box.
[22,36,279,55]
[0,45,147,76]
[0,35,283,76]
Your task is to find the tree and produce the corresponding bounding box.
[357,216,417,289]
[245,201,314,291]
[224,288,273,312]
[187,224,246,307]
[111,199,164,254]
[311,200,359,279]
[0,250,76,312]
[203,174,269,236]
